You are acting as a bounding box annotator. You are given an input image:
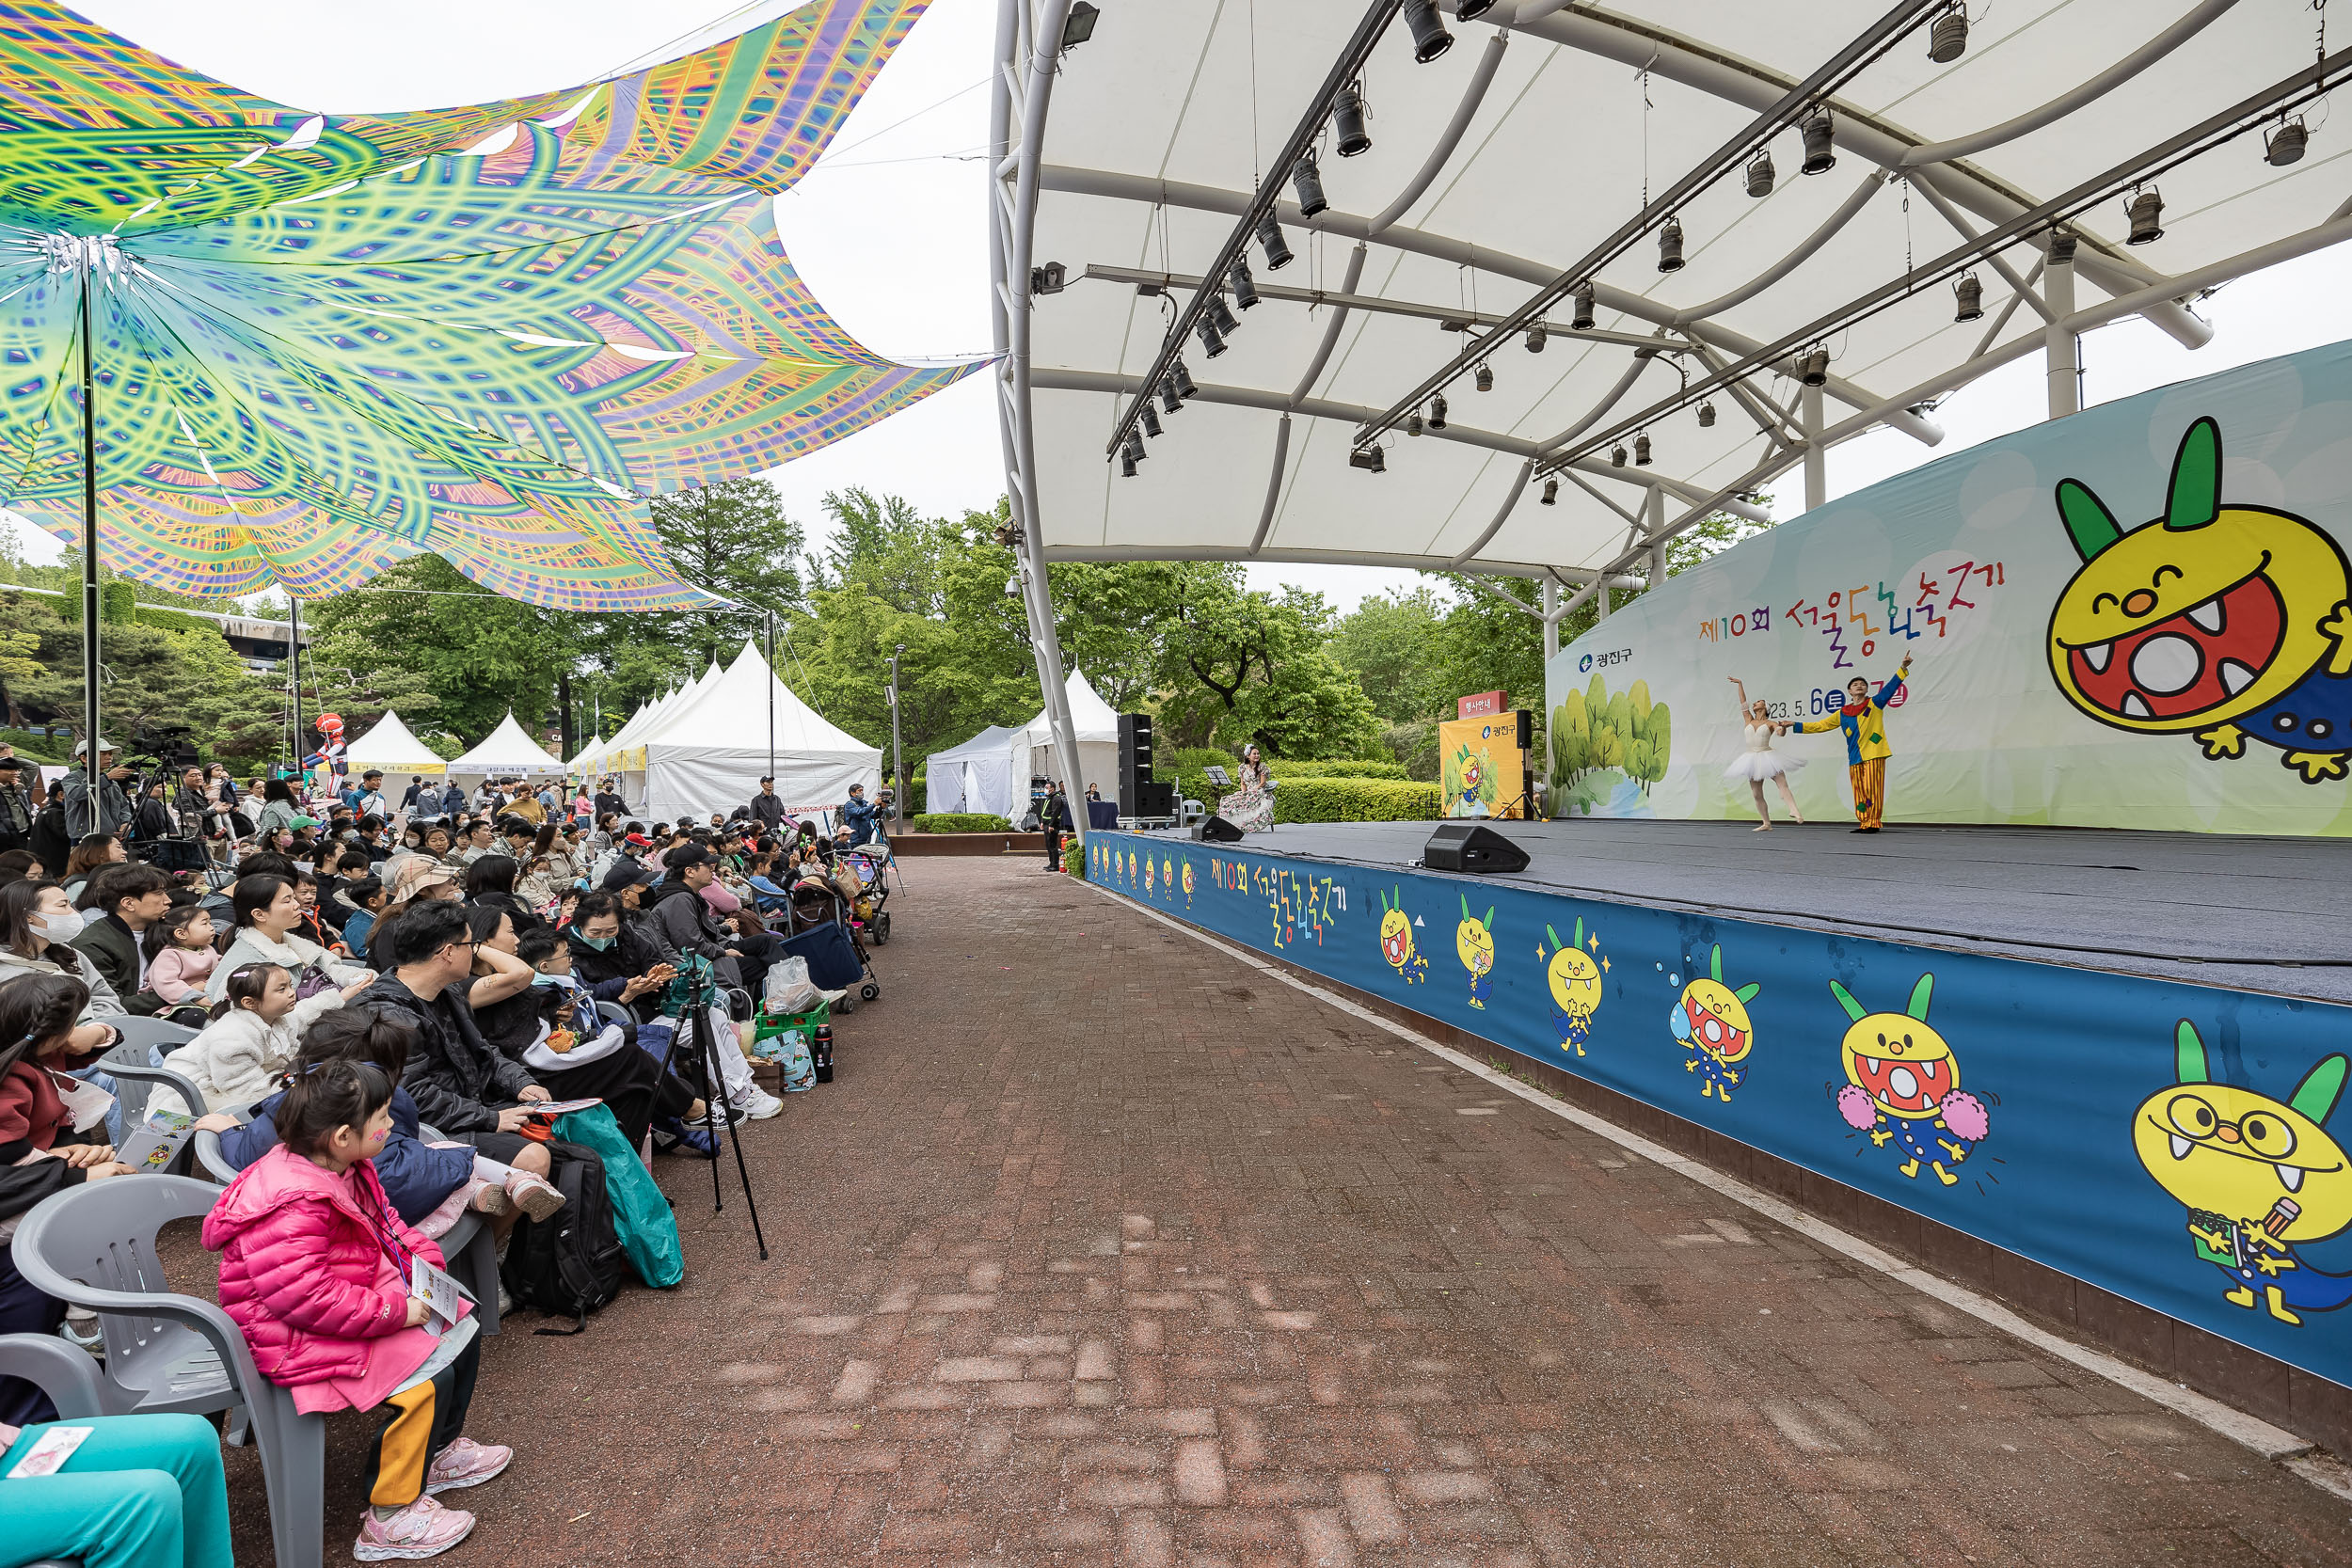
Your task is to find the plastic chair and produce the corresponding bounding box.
[99,1043,207,1169]
[0,1332,105,1568]
[191,1102,252,1185]
[11,1177,327,1568]
[106,1015,199,1060]
[412,1122,500,1338]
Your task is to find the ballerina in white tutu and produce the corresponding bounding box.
[1724,677,1804,831]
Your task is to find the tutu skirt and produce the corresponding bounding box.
[1724,751,1803,784]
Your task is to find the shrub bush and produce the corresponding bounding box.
[1270,777,1443,824]
[911,812,1012,834]
[1062,837,1086,877]
[1271,758,1407,781]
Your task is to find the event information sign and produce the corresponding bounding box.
[1547,341,2352,835]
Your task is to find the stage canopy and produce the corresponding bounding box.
[342,708,447,778]
[449,711,565,784]
[923,724,1021,818]
[997,2,2352,597]
[635,641,880,819]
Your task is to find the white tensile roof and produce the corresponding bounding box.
[642,641,881,760]
[342,708,446,776]
[1019,669,1120,746]
[449,711,566,775]
[1007,2,2351,584]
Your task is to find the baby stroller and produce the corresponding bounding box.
[838,844,895,945]
[785,873,881,1003]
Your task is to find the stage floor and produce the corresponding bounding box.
[1203,818,2351,1004]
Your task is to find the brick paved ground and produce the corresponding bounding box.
[211,856,2352,1565]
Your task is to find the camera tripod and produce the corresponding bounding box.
[649,974,770,1261]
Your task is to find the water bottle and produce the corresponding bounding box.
[813,1023,834,1084]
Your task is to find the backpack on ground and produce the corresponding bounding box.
[500,1138,625,1334]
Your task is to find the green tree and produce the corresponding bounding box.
[1325,586,1450,724]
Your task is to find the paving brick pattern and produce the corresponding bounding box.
[213,858,2352,1564]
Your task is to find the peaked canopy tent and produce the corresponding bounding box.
[342,708,447,778]
[923,724,1021,818]
[1015,671,1120,803]
[447,711,566,793]
[636,641,881,821]
[4,0,977,755]
[991,0,2352,818]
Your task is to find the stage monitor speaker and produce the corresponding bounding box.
[1200,814,1244,843]
[1515,708,1533,751]
[1423,823,1530,874]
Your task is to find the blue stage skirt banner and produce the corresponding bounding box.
[1089,831,2352,1390]
[1546,339,2352,836]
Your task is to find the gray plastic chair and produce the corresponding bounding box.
[191,1102,252,1185]
[11,1176,326,1568]
[0,1333,105,1568]
[105,1014,199,1061]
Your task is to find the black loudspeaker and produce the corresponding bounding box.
[1200,814,1244,843]
[1423,823,1529,874]
[1132,781,1176,818]
[1117,711,1154,813]
[1515,708,1533,751]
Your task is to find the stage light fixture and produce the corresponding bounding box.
[1928,3,1967,62]
[1256,211,1295,270]
[1407,411,1424,437]
[1170,357,1199,400]
[1800,347,1830,386]
[1060,1,1100,50]
[1292,153,1328,219]
[1802,110,1836,174]
[2126,187,2164,245]
[1746,150,1775,198]
[1229,257,1258,309]
[1570,281,1595,330]
[2268,118,2309,166]
[1657,216,1685,272]
[1953,272,1983,322]
[1540,477,1559,505]
[1029,261,1066,296]
[1697,401,1716,429]
[1206,292,1239,338]
[1350,445,1387,473]
[1120,450,1137,478]
[1475,361,1493,392]
[1334,84,1371,158]
[1525,322,1547,353]
[1195,315,1227,358]
[1458,0,1497,19]
[1402,0,1454,62]
[1140,402,1162,438]
[1428,394,1449,430]
[1158,377,1183,415]
[1122,430,1146,467]
[1611,444,1627,467]
[1634,433,1652,467]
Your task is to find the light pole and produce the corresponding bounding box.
[886,643,904,832]
[765,609,776,789]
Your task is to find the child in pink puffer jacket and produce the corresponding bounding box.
[201,1059,514,1561]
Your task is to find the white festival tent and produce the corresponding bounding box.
[636,641,881,820]
[342,708,447,778]
[922,724,1021,818]
[1014,671,1120,802]
[446,711,567,791]
[565,734,609,774]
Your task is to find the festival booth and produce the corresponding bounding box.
[342,708,447,779]
[446,711,566,794]
[1012,671,1120,803]
[636,641,881,820]
[921,725,1020,818]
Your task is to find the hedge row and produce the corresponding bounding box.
[1154,752,1407,812]
[1272,758,1406,780]
[1271,777,1443,824]
[911,812,1012,834]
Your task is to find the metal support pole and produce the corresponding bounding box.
[77,258,100,758]
[1645,484,1668,587]
[1801,383,1826,512]
[289,597,305,780]
[1541,578,1559,663]
[887,645,904,832]
[1597,585,1610,621]
[764,609,775,788]
[2044,230,2080,418]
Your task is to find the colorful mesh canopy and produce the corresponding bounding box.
[0,0,973,609]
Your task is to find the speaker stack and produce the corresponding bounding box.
[1117,712,1176,818]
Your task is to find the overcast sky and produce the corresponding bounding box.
[17,0,2352,613]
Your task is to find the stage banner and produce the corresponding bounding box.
[1088,830,2352,1392]
[1438,715,1526,819]
[1547,340,2352,835]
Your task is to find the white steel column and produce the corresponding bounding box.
[1541,578,1559,662]
[2044,230,2081,418]
[1801,382,1826,512]
[1645,483,1668,586]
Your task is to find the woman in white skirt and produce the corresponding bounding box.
[1725,677,1804,830]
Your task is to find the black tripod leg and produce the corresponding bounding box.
[692,1001,769,1260]
[694,1004,730,1214]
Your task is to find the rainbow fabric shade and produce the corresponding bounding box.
[0,0,971,610]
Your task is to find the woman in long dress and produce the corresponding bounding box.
[1724,678,1804,831]
[1216,744,1277,835]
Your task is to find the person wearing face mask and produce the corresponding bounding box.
[0,878,127,1021]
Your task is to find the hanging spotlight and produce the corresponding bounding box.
[1402,0,1454,63]
[1540,477,1559,506]
[1256,211,1294,270]
[1657,216,1685,272]
[1697,401,1716,429]
[1953,271,1984,323]
[1428,393,1449,431]
[1634,433,1653,467]
[1140,402,1163,438]
[1746,150,1775,198]
[1122,430,1147,467]
[1206,292,1240,338]
[1029,261,1067,296]
[1611,444,1628,467]
[1526,322,1547,354]
[2126,186,2164,245]
[1407,411,1424,437]
[1800,347,1830,386]
[1350,445,1387,473]
[1570,280,1596,330]
[1060,1,1101,50]
[1801,109,1836,175]
[1195,314,1227,358]
[2267,117,2310,167]
[1158,377,1183,416]
[1333,84,1372,158]
[1169,356,1198,400]
[1458,0,1498,19]
[1291,153,1328,219]
[1120,449,1138,478]
[1928,2,1967,63]
[1475,362,1494,393]
[1228,257,1259,309]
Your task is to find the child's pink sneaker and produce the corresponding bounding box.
[504,1171,567,1222]
[353,1496,476,1560]
[424,1436,513,1495]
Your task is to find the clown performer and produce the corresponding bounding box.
[1796,654,1912,832]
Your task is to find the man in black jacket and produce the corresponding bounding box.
[748,777,787,832]
[69,863,175,1017]
[1040,781,1073,871]
[355,898,553,1178]
[640,845,776,996]
[0,758,35,857]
